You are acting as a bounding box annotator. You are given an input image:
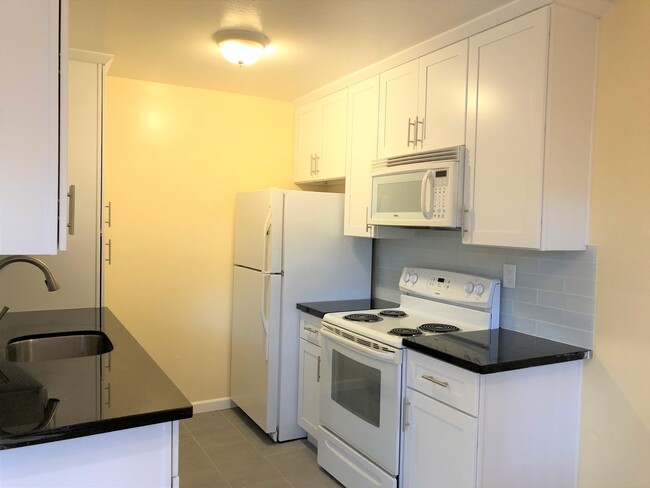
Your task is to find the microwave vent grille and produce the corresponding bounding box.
[374,146,464,169]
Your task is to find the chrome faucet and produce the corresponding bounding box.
[0,255,60,320]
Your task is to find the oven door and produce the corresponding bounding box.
[319,325,402,475]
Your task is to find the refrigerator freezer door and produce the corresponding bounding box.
[231,265,282,437]
[233,189,284,273]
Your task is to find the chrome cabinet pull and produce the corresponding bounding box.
[67,185,76,235]
[304,326,319,334]
[105,239,112,265]
[105,201,112,227]
[317,356,321,383]
[422,374,449,388]
[402,398,411,431]
[415,117,424,148]
[310,154,315,175]
[104,383,111,406]
[407,118,416,147]
[314,154,320,175]
[462,206,470,234]
[365,207,372,233]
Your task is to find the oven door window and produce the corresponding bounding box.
[331,350,381,427]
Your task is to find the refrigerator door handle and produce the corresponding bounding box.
[262,210,273,273]
[261,274,270,360]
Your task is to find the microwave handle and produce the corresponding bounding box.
[420,170,435,220]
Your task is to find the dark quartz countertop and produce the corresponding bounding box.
[0,308,192,450]
[404,328,592,374]
[296,299,400,319]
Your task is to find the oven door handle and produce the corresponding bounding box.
[320,328,401,364]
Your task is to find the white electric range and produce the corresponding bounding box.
[317,267,501,488]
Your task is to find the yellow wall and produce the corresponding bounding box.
[104,77,296,404]
[581,1,650,485]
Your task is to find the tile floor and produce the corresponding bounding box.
[180,408,343,488]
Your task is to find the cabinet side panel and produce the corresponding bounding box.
[541,6,597,250]
[477,362,583,488]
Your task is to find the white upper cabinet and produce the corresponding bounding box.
[378,59,419,158]
[344,77,379,238]
[294,89,347,184]
[463,6,597,250]
[0,0,68,255]
[378,40,468,159]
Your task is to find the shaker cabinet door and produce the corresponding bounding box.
[0,0,67,254]
[418,39,468,151]
[464,9,549,248]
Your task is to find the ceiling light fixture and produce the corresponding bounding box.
[213,29,270,67]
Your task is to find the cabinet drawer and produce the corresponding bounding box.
[406,350,479,416]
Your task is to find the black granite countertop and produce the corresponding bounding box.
[404,328,591,374]
[296,299,400,319]
[0,308,192,450]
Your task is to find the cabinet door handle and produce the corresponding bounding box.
[415,117,424,148]
[104,383,112,406]
[317,356,321,383]
[105,201,112,227]
[407,118,416,147]
[365,207,372,233]
[402,398,411,431]
[462,206,470,235]
[105,239,112,265]
[422,374,449,388]
[310,154,315,175]
[314,154,320,174]
[67,185,76,236]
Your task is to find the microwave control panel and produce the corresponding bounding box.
[432,169,449,220]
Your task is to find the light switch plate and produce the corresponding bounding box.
[503,264,516,289]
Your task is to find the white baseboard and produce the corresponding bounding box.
[192,397,235,414]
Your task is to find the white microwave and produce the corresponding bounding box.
[369,146,465,228]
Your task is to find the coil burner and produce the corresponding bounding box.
[343,313,383,323]
[379,310,408,318]
[388,328,423,337]
[418,323,461,333]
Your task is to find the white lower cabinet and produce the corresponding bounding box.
[0,421,179,487]
[402,389,477,488]
[402,350,584,488]
[297,313,321,441]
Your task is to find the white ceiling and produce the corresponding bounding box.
[69,0,512,101]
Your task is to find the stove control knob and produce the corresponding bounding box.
[403,272,411,283]
[464,282,474,294]
[474,283,485,296]
[409,273,418,284]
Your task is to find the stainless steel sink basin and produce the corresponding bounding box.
[5,331,114,362]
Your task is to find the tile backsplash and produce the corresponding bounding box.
[372,229,596,348]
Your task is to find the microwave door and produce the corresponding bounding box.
[370,169,433,226]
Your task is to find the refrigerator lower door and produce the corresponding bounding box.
[231,266,282,438]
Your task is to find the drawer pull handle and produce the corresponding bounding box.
[304,326,319,334]
[422,374,449,388]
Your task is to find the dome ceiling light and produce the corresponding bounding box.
[213,28,270,67]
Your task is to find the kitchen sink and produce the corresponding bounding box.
[5,331,114,362]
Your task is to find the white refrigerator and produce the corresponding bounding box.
[231,189,372,442]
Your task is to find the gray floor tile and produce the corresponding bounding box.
[180,467,230,488]
[181,409,343,487]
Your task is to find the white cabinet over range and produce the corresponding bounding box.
[294,1,600,251]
